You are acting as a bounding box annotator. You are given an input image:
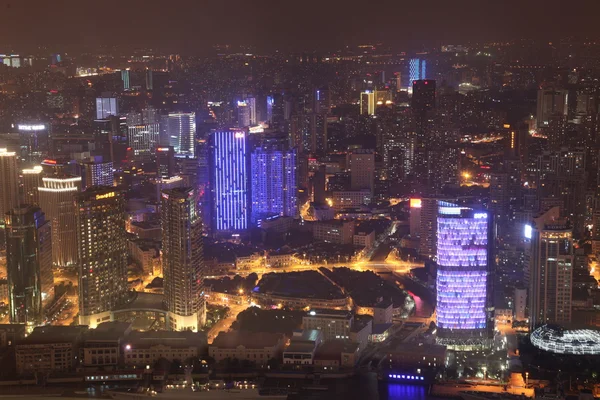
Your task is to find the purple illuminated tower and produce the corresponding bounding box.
[435,201,494,351]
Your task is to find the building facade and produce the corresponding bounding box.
[210,131,249,231]
[161,187,206,331]
[38,176,81,267]
[435,202,494,350]
[76,187,128,328]
[0,148,19,229]
[5,206,53,329]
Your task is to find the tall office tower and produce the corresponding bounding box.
[0,149,19,229]
[394,72,402,92]
[127,123,160,160]
[167,112,196,157]
[315,87,331,114]
[360,91,375,115]
[121,70,131,90]
[409,198,422,237]
[237,100,251,127]
[142,107,160,124]
[81,157,113,189]
[156,147,175,179]
[313,165,326,205]
[5,206,53,329]
[125,112,143,126]
[96,95,119,120]
[161,187,206,331]
[436,202,493,351]
[536,148,586,236]
[536,88,568,128]
[246,97,257,125]
[349,150,375,193]
[21,166,43,206]
[250,145,297,223]
[38,176,81,267]
[291,113,328,155]
[411,80,436,113]
[409,58,427,86]
[209,131,249,231]
[527,206,573,327]
[145,70,153,91]
[419,197,441,258]
[76,187,128,327]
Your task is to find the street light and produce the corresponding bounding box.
[525,372,529,387]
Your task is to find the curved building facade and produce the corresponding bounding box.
[435,201,494,351]
[531,325,600,355]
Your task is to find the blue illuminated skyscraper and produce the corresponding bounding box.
[435,201,494,351]
[250,144,297,224]
[210,131,249,231]
[409,58,427,86]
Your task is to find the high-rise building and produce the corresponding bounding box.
[81,157,113,189]
[142,107,160,124]
[411,80,436,112]
[127,123,160,160]
[161,187,206,331]
[5,206,53,329]
[167,112,196,157]
[0,148,19,230]
[409,58,427,87]
[436,202,494,350]
[536,88,568,128]
[38,176,81,268]
[360,91,375,115]
[96,96,119,120]
[121,70,130,91]
[250,145,297,223]
[21,166,43,206]
[290,113,327,154]
[209,131,249,231]
[349,150,375,194]
[527,206,573,328]
[237,100,251,127]
[76,187,128,327]
[156,147,175,179]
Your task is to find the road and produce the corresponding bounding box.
[207,303,248,344]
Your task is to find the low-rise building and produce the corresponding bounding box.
[129,221,161,241]
[314,340,360,370]
[128,239,161,275]
[266,251,296,268]
[349,317,372,351]
[81,321,132,371]
[369,323,394,343]
[0,324,25,348]
[283,329,323,366]
[313,220,354,245]
[235,253,264,270]
[353,229,375,249]
[332,190,372,210]
[209,331,285,367]
[16,326,87,374]
[384,342,446,370]
[123,330,207,367]
[259,216,294,234]
[303,309,353,341]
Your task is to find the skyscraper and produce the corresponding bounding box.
[409,58,427,86]
[250,145,297,223]
[127,123,160,160]
[121,70,130,91]
[96,95,119,120]
[81,157,113,189]
[411,80,436,112]
[167,112,196,157]
[436,202,494,350]
[5,206,53,329]
[0,148,19,230]
[349,150,375,194]
[38,176,81,268]
[527,206,573,328]
[360,91,375,115]
[156,147,175,179]
[536,88,568,128]
[21,166,43,206]
[76,187,128,327]
[161,187,206,331]
[210,131,249,231]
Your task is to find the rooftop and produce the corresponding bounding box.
[314,340,359,360]
[305,309,353,319]
[113,291,167,312]
[85,321,132,341]
[211,331,283,349]
[20,326,87,345]
[127,330,206,349]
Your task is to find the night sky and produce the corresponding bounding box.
[1,0,599,53]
